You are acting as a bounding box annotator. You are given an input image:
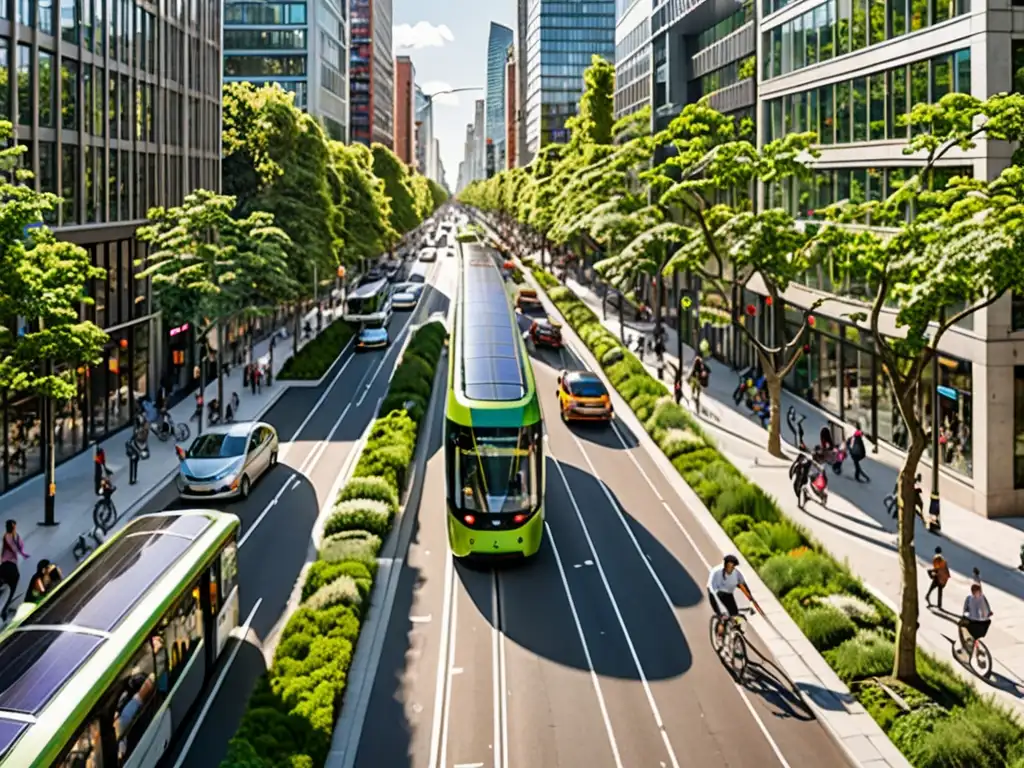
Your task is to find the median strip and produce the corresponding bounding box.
[519,256,1024,768]
[221,319,449,768]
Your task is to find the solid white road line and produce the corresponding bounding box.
[438,564,459,768]
[172,598,262,768]
[427,550,455,768]
[545,522,625,768]
[280,340,355,457]
[490,573,503,768]
[550,456,681,768]
[497,577,509,768]
[357,325,409,407]
[606,421,793,768]
[239,473,297,548]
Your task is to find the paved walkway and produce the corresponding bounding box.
[548,269,1024,715]
[0,306,345,607]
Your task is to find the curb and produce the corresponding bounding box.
[514,251,911,768]
[276,334,356,388]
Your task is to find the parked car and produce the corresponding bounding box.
[177,421,279,500]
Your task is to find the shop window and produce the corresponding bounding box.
[6,393,43,485]
[54,365,86,464]
[877,363,904,447]
[842,340,872,429]
[107,334,131,433]
[1015,367,1024,489]
[134,323,149,404]
[107,242,120,327]
[119,240,131,323]
[93,242,108,329]
[933,356,972,477]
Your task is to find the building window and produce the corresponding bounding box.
[1012,292,1024,332]
[955,49,971,93]
[1016,366,1024,489]
[61,0,78,43]
[6,393,43,487]
[16,0,32,26]
[61,59,77,130]
[108,74,117,139]
[93,0,104,55]
[910,61,929,134]
[85,145,96,221]
[108,150,117,222]
[836,80,850,143]
[62,144,78,225]
[39,51,55,128]
[0,41,8,120]
[17,45,31,127]
[39,0,53,33]
[852,76,867,141]
[890,0,907,36]
[869,73,885,140]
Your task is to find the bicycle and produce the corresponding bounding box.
[710,607,756,679]
[93,484,118,533]
[957,621,994,679]
[73,527,106,562]
[152,413,190,443]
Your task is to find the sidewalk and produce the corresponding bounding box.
[557,270,1024,717]
[0,307,345,601]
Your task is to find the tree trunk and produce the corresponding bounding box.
[216,323,225,422]
[765,372,784,458]
[894,429,927,681]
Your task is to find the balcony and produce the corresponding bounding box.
[706,77,755,113]
[691,21,754,79]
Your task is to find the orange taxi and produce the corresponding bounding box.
[556,370,613,423]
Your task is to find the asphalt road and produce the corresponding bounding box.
[353,280,852,767]
[147,254,456,768]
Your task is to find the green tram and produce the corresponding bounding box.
[0,510,241,767]
[445,243,545,558]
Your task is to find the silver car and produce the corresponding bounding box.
[177,421,279,501]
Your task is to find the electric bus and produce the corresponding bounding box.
[0,510,241,767]
[344,277,393,325]
[445,244,545,558]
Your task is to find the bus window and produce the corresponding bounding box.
[221,541,238,599]
[150,633,170,695]
[58,717,104,768]
[112,643,161,764]
[209,557,221,617]
[159,583,204,690]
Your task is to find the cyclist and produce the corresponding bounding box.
[708,555,759,640]
[959,582,993,660]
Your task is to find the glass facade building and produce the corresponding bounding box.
[224,0,348,141]
[0,0,222,492]
[485,21,513,174]
[524,0,615,153]
[349,0,391,147]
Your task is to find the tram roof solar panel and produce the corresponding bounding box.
[0,718,27,759]
[22,514,206,633]
[0,630,104,716]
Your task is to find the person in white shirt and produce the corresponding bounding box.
[707,554,759,629]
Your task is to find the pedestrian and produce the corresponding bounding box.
[846,421,870,482]
[243,362,251,388]
[26,559,63,604]
[93,446,107,494]
[926,546,950,609]
[1,520,28,619]
[250,365,258,396]
[674,377,683,405]
[255,365,263,394]
[126,438,141,485]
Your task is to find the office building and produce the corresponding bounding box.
[505,44,517,169]
[515,0,530,165]
[486,22,514,174]
[472,98,485,180]
[523,0,615,155]
[394,55,415,165]
[0,0,221,492]
[350,0,393,146]
[224,0,349,141]
[415,84,428,173]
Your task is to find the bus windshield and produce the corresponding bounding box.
[456,426,539,513]
[347,291,386,316]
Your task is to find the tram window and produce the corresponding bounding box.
[58,717,104,768]
[220,541,238,599]
[159,583,204,690]
[209,558,221,616]
[112,643,161,764]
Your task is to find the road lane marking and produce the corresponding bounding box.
[455,763,484,768]
[606,423,794,768]
[356,325,410,407]
[280,339,355,454]
[428,549,456,768]
[498,577,509,768]
[490,572,508,768]
[172,598,262,768]
[438,563,459,768]
[239,473,297,548]
[410,614,432,623]
[545,522,625,768]
[291,478,301,491]
[551,456,680,768]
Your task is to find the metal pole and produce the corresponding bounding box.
[197,334,205,436]
[40,313,57,526]
[929,310,944,532]
[673,270,683,381]
[216,323,224,422]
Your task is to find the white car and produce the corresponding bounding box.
[392,286,420,310]
[419,247,438,262]
[177,421,279,500]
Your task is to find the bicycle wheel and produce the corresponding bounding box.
[174,422,190,442]
[972,641,994,679]
[730,632,749,679]
[93,499,116,533]
[709,616,725,654]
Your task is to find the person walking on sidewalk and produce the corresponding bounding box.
[126,438,141,485]
[93,446,107,494]
[926,547,951,609]
[846,422,870,482]
[250,365,258,396]
[1,521,29,619]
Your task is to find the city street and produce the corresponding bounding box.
[351,322,849,767]
[138,258,453,767]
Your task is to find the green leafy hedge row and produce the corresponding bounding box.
[278,316,355,380]
[222,319,448,768]
[530,270,1024,768]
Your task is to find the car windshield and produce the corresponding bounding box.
[521,303,546,318]
[456,427,538,513]
[568,378,606,398]
[188,433,246,458]
[363,320,386,331]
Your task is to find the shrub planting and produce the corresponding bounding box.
[278,317,355,380]
[522,264,1024,767]
[222,319,449,768]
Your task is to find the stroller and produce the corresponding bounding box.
[819,426,846,474]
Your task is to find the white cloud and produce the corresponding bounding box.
[420,81,460,106]
[394,21,455,50]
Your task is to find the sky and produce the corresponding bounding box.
[392,0,516,190]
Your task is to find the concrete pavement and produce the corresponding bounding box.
[558,269,1024,721]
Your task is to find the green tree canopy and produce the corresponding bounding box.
[329,141,395,264]
[371,143,421,239]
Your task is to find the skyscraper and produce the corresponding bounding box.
[393,56,416,165]
[350,0,394,147]
[515,0,530,166]
[486,23,514,174]
[415,86,430,174]
[224,0,349,140]
[523,0,615,154]
[472,99,486,181]
[505,45,517,170]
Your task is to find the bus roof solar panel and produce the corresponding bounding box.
[0,718,27,759]
[465,324,515,347]
[464,341,517,360]
[466,382,526,400]
[23,517,199,633]
[0,630,103,715]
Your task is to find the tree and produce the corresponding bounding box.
[427,178,448,210]
[823,92,1024,681]
[329,141,395,266]
[137,190,298,423]
[371,143,420,242]
[0,121,108,523]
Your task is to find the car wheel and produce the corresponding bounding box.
[240,475,251,499]
[561,408,568,423]
[269,450,278,468]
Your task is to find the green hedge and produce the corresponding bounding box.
[278,317,355,380]
[528,269,1024,768]
[222,318,449,768]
